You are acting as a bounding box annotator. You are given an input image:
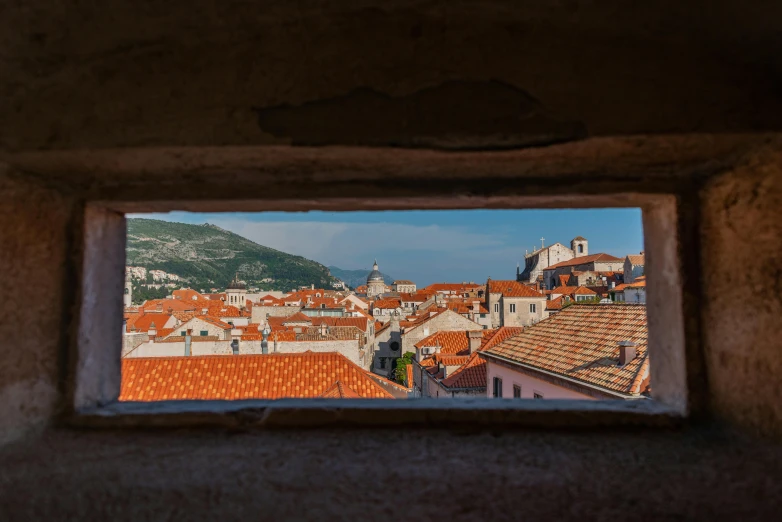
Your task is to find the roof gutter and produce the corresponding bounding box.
[479,352,643,400]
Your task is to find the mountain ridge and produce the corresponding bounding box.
[126,218,337,291]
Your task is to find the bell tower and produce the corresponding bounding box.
[123,270,133,308]
[571,236,588,258]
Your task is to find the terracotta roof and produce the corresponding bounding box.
[172,289,208,302]
[120,352,394,401]
[557,274,571,287]
[373,298,402,309]
[546,296,565,310]
[319,380,362,398]
[482,304,649,396]
[126,312,172,333]
[545,253,624,270]
[627,280,647,288]
[393,280,415,285]
[308,316,370,332]
[440,352,487,388]
[487,279,544,298]
[282,312,313,324]
[626,254,645,266]
[268,330,297,341]
[430,327,523,390]
[573,286,598,295]
[550,286,580,296]
[612,283,630,292]
[198,316,233,329]
[424,283,482,293]
[142,299,198,312]
[415,330,474,355]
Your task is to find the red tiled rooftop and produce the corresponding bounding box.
[626,254,645,266]
[545,253,624,270]
[120,352,394,401]
[487,279,544,298]
[482,304,649,396]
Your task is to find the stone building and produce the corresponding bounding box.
[366,260,386,298]
[486,279,549,328]
[225,274,247,309]
[542,253,624,290]
[624,253,646,284]
[392,280,416,293]
[517,237,588,285]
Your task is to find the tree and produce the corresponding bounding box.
[393,352,416,385]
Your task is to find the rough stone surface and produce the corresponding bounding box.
[0,426,780,521]
[2,2,782,151]
[0,167,75,445]
[701,148,782,437]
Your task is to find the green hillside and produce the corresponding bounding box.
[126,218,337,292]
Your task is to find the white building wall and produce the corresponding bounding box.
[485,361,595,400]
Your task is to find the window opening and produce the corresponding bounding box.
[115,208,654,405]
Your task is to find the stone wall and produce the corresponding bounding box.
[251,305,299,324]
[121,333,150,357]
[0,170,74,446]
[701,149,782,437]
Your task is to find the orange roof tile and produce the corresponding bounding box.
[120,352,394,401]
[373,298,402,309]
[142,299,198,312]
[487,279,545,298]
[482,304,648,396]
[545,253,624,270]
[319,380,362,398]
[126,312,172,333]
[626,254,645,266]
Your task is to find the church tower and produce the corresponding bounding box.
[226,273,247,309]
[366,259,386,298]
[571,236,588,258]
[123,270,132,308]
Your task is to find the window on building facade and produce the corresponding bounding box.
[494,303,499,313]
[513,385,521,398]
[200,330,208,336]
[534,392,544,399]
[379,357,386,369]
[509,303,516,313]
[493,377,503,398]
[390,342,399,351]
[529,303,536,313]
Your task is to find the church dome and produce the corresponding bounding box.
[367,260,384,283]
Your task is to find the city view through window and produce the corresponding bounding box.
[121,209,648,401]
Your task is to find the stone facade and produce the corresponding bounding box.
[518,240,581,284]
[392,280,416,293]
[251,305,300,325]
[624,254,645,284]
[373,315,402,376]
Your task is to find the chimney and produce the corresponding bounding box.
[320,322,328,336]
[311,284,314,290]
[185,329,192,356]
[156,303,163,312]
[147,321,157,339]
[468,330,483,354]
[472,301,479,313]
[618,341,637,366]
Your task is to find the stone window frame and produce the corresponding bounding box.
[64,147,690,430]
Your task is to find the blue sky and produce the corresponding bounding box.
[133,209,643,286]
